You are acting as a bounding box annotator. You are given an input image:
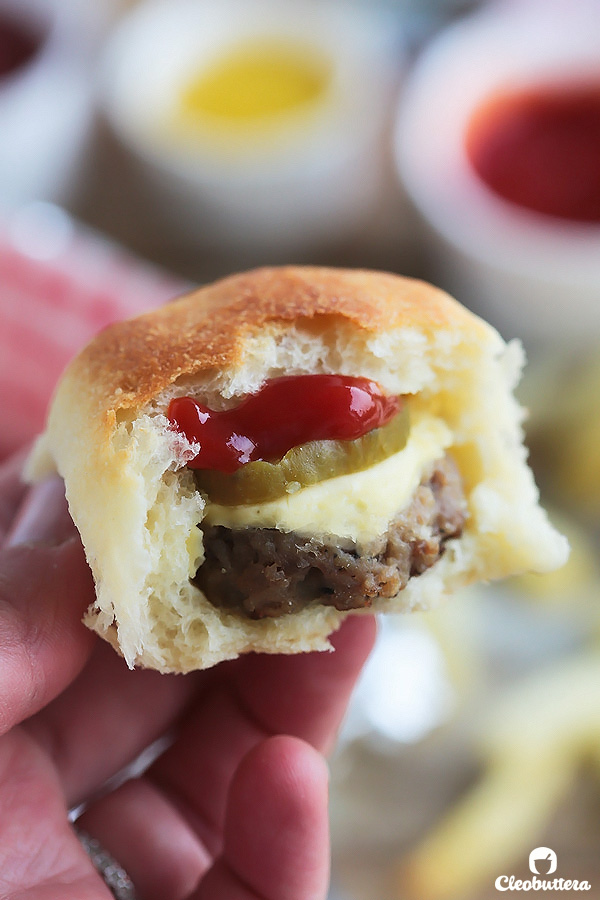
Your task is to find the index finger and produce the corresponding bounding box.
[147,615,376,851]
[73,617,375,895]
[227,613,377,753]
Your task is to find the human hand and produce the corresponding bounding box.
[0,451,376,899]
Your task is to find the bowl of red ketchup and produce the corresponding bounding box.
[395,0,600,350]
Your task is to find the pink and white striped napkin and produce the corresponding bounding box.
[0,204,189,459]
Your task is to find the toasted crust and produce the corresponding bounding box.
[28,266,568,673]
[76,266,485,415]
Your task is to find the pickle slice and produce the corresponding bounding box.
[194,404,410,505]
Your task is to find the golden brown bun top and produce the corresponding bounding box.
[76,266,485,414]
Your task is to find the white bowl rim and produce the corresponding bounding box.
[99,0,398,182]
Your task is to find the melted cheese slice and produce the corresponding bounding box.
[203,414,453,545]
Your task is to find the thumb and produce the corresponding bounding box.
[0,478,96,735]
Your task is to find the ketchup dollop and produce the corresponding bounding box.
[466,84,600,222]
[168,374,400,473]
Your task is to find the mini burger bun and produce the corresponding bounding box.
[27,267,569,672]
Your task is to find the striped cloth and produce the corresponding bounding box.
[0,204,188,459]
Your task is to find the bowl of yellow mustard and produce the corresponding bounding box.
[100,0,400,254]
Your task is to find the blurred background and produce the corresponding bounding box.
[0,0,599,896]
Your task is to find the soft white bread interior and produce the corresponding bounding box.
[27,267,568,672]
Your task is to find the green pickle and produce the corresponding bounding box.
[195,403,410,505]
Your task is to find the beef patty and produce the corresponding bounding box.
[194,455,466,619]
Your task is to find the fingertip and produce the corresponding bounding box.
[232,734,330,823]
[223,735,330,900]
[227,614,377,756]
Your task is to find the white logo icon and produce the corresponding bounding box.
[529,848,558,876]
[495,845,590,891]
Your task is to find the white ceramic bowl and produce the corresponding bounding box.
[395,0,600,350]
[100,0,401,256]
[0,0,92,206]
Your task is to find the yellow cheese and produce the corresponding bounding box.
[204,414,453,545]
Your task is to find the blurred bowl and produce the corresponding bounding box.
[99,0,401,256]
[395,0,600,350]
[0,0,92,205]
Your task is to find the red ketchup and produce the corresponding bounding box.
[0,13,40,79]
[466,84,600,222]
[168,374,400,473]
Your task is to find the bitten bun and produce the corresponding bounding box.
[27,267,568,672]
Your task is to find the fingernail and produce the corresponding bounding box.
[6,477,76,547]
